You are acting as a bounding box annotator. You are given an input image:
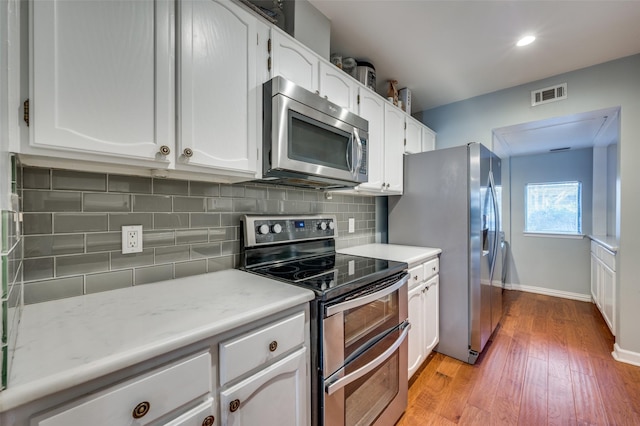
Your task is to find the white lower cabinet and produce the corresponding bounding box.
[31,352,213,426]
[407,257,440,379]
[220,347,307,426]
[24,307,310,426]
[590,241,616,335]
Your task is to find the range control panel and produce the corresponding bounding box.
[242,215,337,247]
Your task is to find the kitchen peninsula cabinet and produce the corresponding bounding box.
[0,270,313,426]
[590,238,617,335]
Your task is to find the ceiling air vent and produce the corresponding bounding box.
[531,83,567,106]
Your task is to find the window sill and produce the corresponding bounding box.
[523,232,585,239]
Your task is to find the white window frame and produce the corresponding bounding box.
[524,181,583,237]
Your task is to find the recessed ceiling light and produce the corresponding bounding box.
[517,35,536,47]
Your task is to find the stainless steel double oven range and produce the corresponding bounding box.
[241,215,410,426]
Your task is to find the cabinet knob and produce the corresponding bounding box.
[229,399,241,412]
[413,275,418,281]
[324,95,328,100]
[386,183,391,189]
[269,340,278,352]
[159,145,171,156]
[381,183,386,189]
[132,401,151,419]
[183,147,194,158]
[202,415,215,426]
[315,90,320,95]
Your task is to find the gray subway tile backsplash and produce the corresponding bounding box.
[108,175,152,194]
[52,170,107,191]
[57,253,110,277]
[133,195,172,212]
[23,276,84,304]
[175,260,207,278]
[54,213,108,233]
[23,190,82,212]
[108,213,153,231]
[85,270,133,294]
[24,234,84,258]
[20,168,378,305]
[23,213,53,235]
[83,193,131,212]
[134,264,173,285]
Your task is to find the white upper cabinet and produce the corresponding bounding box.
[383,103,405,194]
[318,62,358,111]
[356,88,385,192]
[178,0,258,176]
[422,126,436,152]
[404,116,423,154]
[269,29,319,93]
[30,0,174,164]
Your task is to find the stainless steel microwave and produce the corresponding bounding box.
[262,76,369,189]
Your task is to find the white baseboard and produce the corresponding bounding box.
[504,283,592,302]
[612,343,640,367]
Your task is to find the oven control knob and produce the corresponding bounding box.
[272,223,283,234]
[258,224,270,235]
[328,221,335,230]
[318,222,327,231]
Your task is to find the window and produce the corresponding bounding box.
[525,181,582,235]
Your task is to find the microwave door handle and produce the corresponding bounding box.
[346,136,353,173]
[352,128,363,178]
[325,273,409,317]
[325,322,410,396]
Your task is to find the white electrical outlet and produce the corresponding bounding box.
[122,225,143,254]
[348,218,355,233]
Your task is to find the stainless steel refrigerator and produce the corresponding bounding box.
[388,142,502,364]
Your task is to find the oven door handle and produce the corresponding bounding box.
[325,321,410,396]
[325,273,408,317]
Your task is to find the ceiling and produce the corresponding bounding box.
[492,107,620,158]
[307,0,640,113]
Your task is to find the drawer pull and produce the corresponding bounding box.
[202,415,215,426]
[159,145,171,156]
[132,401,151,419]
[230,399,241,412]
[269,340,278,352]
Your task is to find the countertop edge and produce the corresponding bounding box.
[337,243,442,268]
[0,289,313,413]
[588,235,618,253]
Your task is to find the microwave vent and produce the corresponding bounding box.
[531,83,567,106]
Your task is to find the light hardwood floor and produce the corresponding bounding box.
[397,290,640,425]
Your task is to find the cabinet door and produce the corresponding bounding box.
[220,347,307,426]
[318,62,358,112]
[422,126,436,152]
[601,263,615,335]
[178,0,257,175]
[270,30,319,93]
[590,253,599,306]
[31,0,173,163]
[407,283,425,379]
[357,88,385,192]
[383,103,405,194]
[424,275,439,356]
[404,117,422,154]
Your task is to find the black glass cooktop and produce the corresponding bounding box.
[248,253,407,300]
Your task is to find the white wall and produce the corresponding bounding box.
[508,149,593,296]
[607,143,618,237]
[418,54,640,360]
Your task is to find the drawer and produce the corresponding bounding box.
[164,398,215,426]
[599,247,616,271]
[423,258,439,280]
[32,352,212,426]
[408,264,424,290]
[219,311,305,386]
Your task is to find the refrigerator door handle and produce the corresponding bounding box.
[488,171,499,281]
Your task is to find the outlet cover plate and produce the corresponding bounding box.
[122,225,143,254]
[348,218,355,233]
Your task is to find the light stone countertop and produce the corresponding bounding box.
[0,269,314,412]
[588,235,618,253]
[337,243,442,269]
